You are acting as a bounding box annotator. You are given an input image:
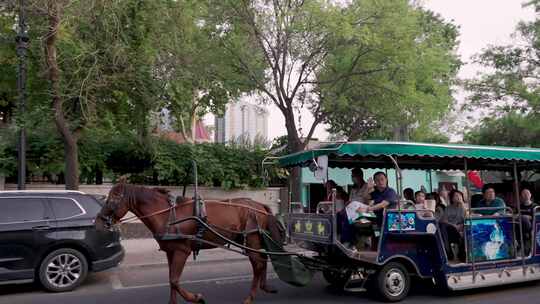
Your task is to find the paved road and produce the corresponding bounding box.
[1,259,540,304]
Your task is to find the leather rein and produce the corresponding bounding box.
[114,199,271,226]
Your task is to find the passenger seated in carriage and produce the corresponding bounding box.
[403,188,415,203]
[317,180,345,214]
[439,190,466,261]
[350,167,374,203]
[518,188,537,255]
[324,180,338,201]
[368,171,398,227]
[473,185,507,216]
[413,191,437,217]
[414,191,427,210]
[319,181,347,213]
[337,171,397,251]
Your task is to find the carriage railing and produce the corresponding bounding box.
[414,209,436,220]
[468,206,514,216]
[290,202,305,214]
[529,206,540,256]
[316,201,334,214]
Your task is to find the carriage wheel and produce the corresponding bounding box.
[375,262,410,302]
[322,268,351,287]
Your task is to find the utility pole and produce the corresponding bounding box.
[16,0,28,190]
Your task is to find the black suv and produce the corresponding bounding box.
[0,190,124,292]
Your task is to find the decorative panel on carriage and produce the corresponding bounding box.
[288,213,334,245]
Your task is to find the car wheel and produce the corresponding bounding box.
[375,262,410,302]
[38,248,88,292]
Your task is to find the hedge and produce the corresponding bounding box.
[0,128,285,189]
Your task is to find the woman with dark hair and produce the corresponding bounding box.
[324,180,338,201]
[431,192,446,220]
[439,189,466,261]
[444,190,467,232]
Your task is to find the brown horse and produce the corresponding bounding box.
[95,182,284,304]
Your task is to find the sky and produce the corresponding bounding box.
[208,1,537,142]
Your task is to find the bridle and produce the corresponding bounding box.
[98,185,134,229]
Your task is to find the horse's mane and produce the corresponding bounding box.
[118,183,169,207]
[154,188,170,195]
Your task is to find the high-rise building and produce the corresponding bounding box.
[214,100,268,144]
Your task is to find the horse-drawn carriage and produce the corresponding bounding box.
[278,141,540,301]
[96,141,540,303]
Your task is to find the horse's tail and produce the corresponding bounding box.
[264,206,286,246]
[262,204,272,215]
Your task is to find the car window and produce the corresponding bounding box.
[49,198,84,219]
[0,198,48,223]
[89,194,106,206]
[69,195,102,216]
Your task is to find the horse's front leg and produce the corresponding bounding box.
[259,256,277,294]
[168,248,205,304]
[166,251,178,304]
[245,253,265,304]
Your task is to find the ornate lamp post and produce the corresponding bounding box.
[15,0,28,190]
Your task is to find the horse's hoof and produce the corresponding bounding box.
[196,294,206,304]
[261,285,278,294]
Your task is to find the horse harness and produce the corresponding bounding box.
[156,195,206,237]
[152,196,270,259]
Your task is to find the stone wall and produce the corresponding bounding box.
[4,183,285,214]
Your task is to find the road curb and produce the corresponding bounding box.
[120,256,251,270]
[119,250,314,270]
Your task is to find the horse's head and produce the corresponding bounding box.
[95,177,131,231]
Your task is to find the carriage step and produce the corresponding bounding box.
[343,277,367,293]
[343,287,367,292]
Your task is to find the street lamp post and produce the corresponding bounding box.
[16,0,28,190]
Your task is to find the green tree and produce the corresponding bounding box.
[2,0,254,188]
[464,1,540,147]
[0,5,17,127]
[208,0,459,199]
[464,112,540,147]
[323,8,460,141]
[154,1,257,143]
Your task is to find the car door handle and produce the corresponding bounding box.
[32,225,51,231]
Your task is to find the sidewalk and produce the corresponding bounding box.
[120,238,309,269]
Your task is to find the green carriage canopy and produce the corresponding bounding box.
[278,141,540,171]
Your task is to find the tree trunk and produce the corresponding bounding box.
[45,1,80,190]
[289,167,302,203]
[191,112,197,143]
[179,116,192,144]
[393,125,409,141]
[286,123,304,203]
[136,102,149,144]
[95,166,103,185]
